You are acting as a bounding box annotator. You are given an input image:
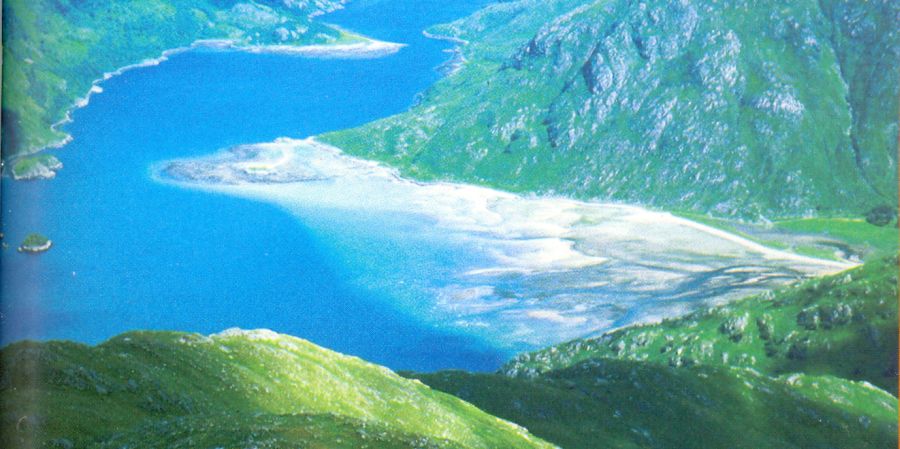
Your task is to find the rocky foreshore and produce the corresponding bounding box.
[17,233,53,254]
[10,155,63,180]
[18,240,53,254]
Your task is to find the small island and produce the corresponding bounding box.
[10,154,63,180]
[18,233,53,254]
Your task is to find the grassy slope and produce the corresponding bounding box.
[1,329,553,449]
[1,0,355,158]
[322,0,900,219]
[3,257,895,449]
[672,213,898,262]
[414,362,897,449]
[409,257,899,448]
[504,256,899,394]
[772,218,899,259]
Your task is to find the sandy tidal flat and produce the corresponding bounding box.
[158,139,853,349]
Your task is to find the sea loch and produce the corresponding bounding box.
[0,0,848,372]
[0,0,504,372]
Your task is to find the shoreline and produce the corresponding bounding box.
[641,209,857,270]
[165,137,856,274]
[238,38,406,58]
[422,30,470,75]
[155,138,855,346]
[17,240,52,254]
[422,30,470,46]
[10,34,405,166]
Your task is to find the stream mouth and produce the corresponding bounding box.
[159,138,853,348]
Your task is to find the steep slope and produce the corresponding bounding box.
[504,256,899,394]
[323,0,900,219]
[413,361,898,449]
[817,0,900,201]
[1,0,354,159]
[0,329,553,449]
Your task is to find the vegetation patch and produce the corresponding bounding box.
[2,0,351,159]
[323,0,899,219]
[504,256,899,394]
[17,233,52,253]
[0,330,553,449]
[409,257,899,448]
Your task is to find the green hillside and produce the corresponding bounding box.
[1,0,357,160]
[3,258,896,449]
[505,256,899,394]
[0,329,553,449]
[414,361,897,449]
[323,0,900,219]
[408,257,899,448]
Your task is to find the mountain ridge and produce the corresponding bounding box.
[322,0,900,219]
[1,328,554,449]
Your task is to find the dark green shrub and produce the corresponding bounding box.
[865,205,896,227]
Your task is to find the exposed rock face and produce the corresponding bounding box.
[325,0,899,219]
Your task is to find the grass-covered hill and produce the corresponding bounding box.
[415,360,897,449]
[409,256,899,448]
[2,260,895,448]
[503,255,900,394]
[1,0,356,160]
[323,0,900,219]
[0,329,554,449]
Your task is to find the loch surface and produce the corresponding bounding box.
[0,0,504,371]
[1,0,848,372]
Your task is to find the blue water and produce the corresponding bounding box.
[0,0,504,372]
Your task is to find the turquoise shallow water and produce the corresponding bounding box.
[1,0,845,372]
[0,0,505,372]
